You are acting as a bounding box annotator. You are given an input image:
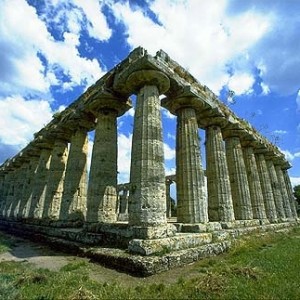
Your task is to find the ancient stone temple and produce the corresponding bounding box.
[0,47,298,276]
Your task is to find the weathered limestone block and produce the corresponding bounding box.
[175,107,208,223]
[275,165,293,219]
[60,129,88,221]
[1,172,14,217]
[283,169,298,217]
[256,153,278,222]
[225,136,253,220]
[205,125,235,222]
[243,147,267,220]
[42,140,68,219]
[28,148,52,218]
[266,160,286,220]
[127,70,170,227]
[118,188,129,221]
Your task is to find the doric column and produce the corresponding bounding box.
[282,169,298,218]
[6,170,17,218]
[127,70,170,226]
[165,178,172,218]
[60,128,89,221]
[274,164,293,219]
[28,148,52,219]
[0,172,5,216]
[256,153,278,222]
[162,95,208,223]
[42,139,69,219]
[23,155,40,218]
[243,147,267,220]
[266,159,286,220]
[1,171,13,217]
[224,135,253,220]
[117,185,129,221]
[175,107,208,223]
[205,125,235,222]
[86,94,130,223]
[15,159,30,219]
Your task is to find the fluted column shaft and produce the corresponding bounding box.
[15,163,30,218]
[6,171,17,217]
[266,160,286,219]
[23,156,40,218]
[275,165,293,219]
[225,136,253,220]
[206,126,235,222]
[2,172,13,217]
[283,169,298,217]
[243,147,267,220]
[166,180,172,218]
[60,128,88,221]
[0,173,5,216]
[42,140,68,219]
[176,107,208,223]
[28,148,52,218]
[129,84,167,226]
[256,154,277,222]
[87,109,118,223]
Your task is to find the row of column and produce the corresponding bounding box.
[175,112,297,224]
[0,69,298,229]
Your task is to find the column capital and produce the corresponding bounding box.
[125,70,170,95]
[88,90,132,117]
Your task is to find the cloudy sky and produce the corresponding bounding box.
[0,0,300,187]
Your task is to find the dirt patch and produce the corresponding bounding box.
[0,231,201,286]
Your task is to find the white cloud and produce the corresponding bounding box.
[227,72,255,95]
[164,142,175,160]
[111,0,272,95]
[296,90,300,112]
[161,107,176,119]
[273,130,288,135]
[290,177,300,187]
[280,149,300,162]
[0,95,53,147]
[167,133,175,140]
[0,0,107,97]
[118,133,132,183]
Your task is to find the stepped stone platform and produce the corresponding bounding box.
[1,219,298,276]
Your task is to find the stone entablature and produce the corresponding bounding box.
[0,47,298,248]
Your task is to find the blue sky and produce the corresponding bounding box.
[0,0,299,187]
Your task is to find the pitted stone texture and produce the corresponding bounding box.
[4,171,17,218]
[275,165,293,219]
[129,83,168,227]
[87,109,118,223]
[206,126,235,222]
[60,129,88,221]
[176,107,208,223]
[266,160,286,219]
[128,233,212,255]
[42,140,68,219]
[29,149,52,219]
[256,154,278,223]
[225,136,253,220]
[23,157,39,218]
[243,147,267,220]
[283,170,298,218]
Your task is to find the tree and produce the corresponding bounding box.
[293,185,300,206]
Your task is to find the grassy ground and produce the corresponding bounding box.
[0,227,300,299]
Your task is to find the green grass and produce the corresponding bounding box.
[0,227,300,299]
